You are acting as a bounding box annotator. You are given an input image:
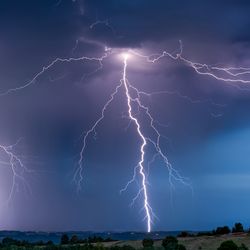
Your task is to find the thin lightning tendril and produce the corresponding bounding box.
[0,54,110,96]
[131,41,250,88]
[75,81,123,191]
[0,139,32,204]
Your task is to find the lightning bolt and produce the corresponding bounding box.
[2,40,250,232]
[122,54,152,232]
[75,80,123,191]
[0,53,110,96]
[131,41,250,89]
[119,54,191,232]
[76,52,190,232]
[0,138,32,204]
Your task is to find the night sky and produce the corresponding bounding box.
[1,0,250,232]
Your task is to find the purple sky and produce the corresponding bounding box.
[1,0,250,232]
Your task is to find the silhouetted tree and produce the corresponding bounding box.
[88,236,105,243]
[103,237,114,242]
[36,240,45,245]
[177,244,186,250]
[232,222,244,233]
[121,245,136,250]
[2,237,18,246]
[70,235,79,244]
[61,234,69,245]
[178,231,189,237]
[215,226,231,235]
[142,238,154,248]
[162,236,178,250]
[217,240,238,250]
[46,240,54,246]
[239,243,249,250]
[110,245,135,250]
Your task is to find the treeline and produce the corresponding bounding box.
[0,235,115,250]
[0,236,54,249]
[0,235,186,250]
[178,222,246,237]
[61,235,115,245]
[0,242,135,250]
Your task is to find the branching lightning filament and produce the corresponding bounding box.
[0,139,32,204]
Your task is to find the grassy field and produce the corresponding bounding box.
[101,234,250,250]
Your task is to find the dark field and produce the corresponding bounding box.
[1,233,250,250]
[104,234,250,250]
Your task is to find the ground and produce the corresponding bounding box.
[102,234,250,250]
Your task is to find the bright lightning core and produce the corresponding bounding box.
[122,53,130,60]
[117,51,133,61]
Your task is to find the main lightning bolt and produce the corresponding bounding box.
[122,54,152,232]
[76,52,189,232]
[119,54,190,232]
